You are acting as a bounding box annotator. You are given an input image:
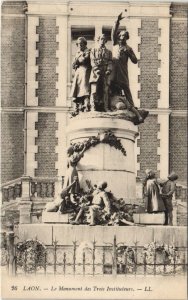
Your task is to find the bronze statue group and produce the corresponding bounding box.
[45,13,178,227]
[144,170,178,226]
[70,13,144,123]
[45,169,178,226]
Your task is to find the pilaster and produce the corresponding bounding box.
[135,133,140,177]
[157,12,170,178]
[55,113,67,176]
[56,16,68,107]
[26,112,38,177]
[27,16,39,106]
[158,18,170,109]
[129,18,141,109]
[157,112,170,178]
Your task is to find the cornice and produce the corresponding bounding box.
[171,110,187,117]
[25,1,171,17]
[1,107,71,113]
[2,108,187,116]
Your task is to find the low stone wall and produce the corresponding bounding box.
[17,224,187,247]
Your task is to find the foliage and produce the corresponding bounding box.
[117,245,135,273]
[70,130,126,156]
[16,239,46,273]
[143,242,182,274]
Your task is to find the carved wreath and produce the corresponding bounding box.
[70,130,126,156]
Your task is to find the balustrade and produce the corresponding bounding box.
[1,176,62,204]
[30,178,56,199]
[1,179,22,203]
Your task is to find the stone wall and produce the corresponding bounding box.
[170,18,187,110]
[35,113,58,177]
[36,18,58,107]
[1,2,25,184]
[137,115,160,178]
[1,2,25,107]
[169,116,187,184]
[138,19,160,109]
[1,113,24,183]
[168,3,187,184]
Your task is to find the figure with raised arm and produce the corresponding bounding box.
[63,145,86,195]
[111,13,143,122]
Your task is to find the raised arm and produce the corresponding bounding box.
[111,13,124,45]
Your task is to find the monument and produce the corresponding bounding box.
[42,12,151,226]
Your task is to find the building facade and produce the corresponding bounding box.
[1,1,187,214]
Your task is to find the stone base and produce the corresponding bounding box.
[71,110,149,125]
[133,213,165,225]
[67,116,138,199]
[17,224,186,247]
[42,211,69,223]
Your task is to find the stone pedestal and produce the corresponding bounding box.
[42,211,69,223]
[19,176,32,224]
[19,202,32,224]
[67,113,138,201]
[133,213,165,225]
[18,224,187,247]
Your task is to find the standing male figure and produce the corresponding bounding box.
[111,13,143,122]
[89,34,112,112]
[70,37,91,114]
[160,172,178,226]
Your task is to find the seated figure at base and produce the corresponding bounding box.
[71,181,111,226]
[89,181,111,226]
[44,180,77,213]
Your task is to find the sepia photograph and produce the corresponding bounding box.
[1,0,187,299]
